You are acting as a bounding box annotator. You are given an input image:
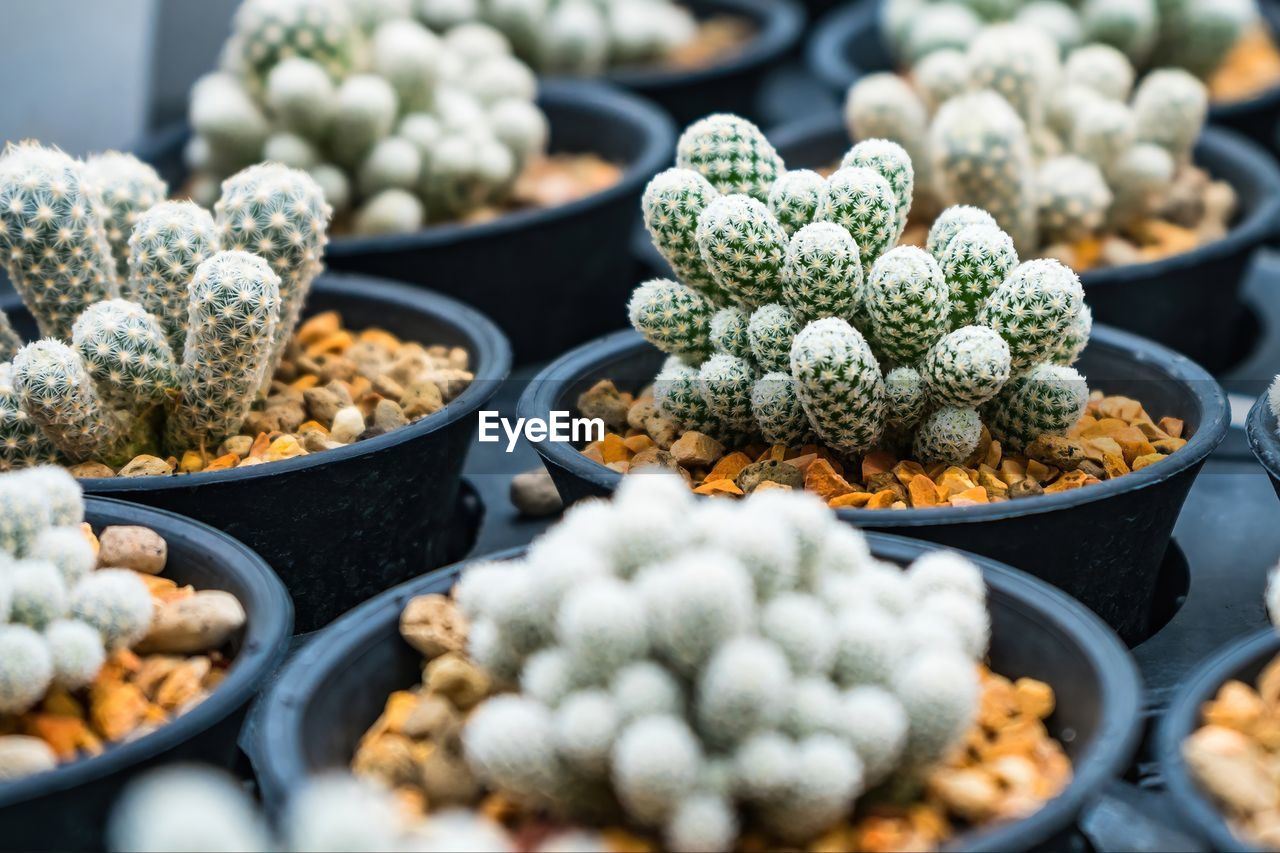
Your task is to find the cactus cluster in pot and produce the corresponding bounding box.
[882,0,1257,82]
[456,473,989,849]
[847,27,1215,257]
[629,114,1091,470]
[416,0,701,75]
[189,0,550,235]
[0,466,152,717]
[0,141,331,472]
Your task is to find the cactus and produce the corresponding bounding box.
[1107,143,1175,228]
[883,366,928,432]
[977,258,1083,374]
[371,19,444,112]
[790,318,886,455]
[1132,68,1208,165]
[0,473,51,557]
[841,139,914,237]
[913,50,971,114]
[781,223,863,323]
[709,308,752,361]
[904,3,982,62]
[9,559,68,630]
[0,311,21,364]
[939,224,1018,328]
[1014,1,1084,53]
[628,279,715,364]
[1051,304,1093,366]
[1080,0,1158,64]
[964,24,1052,129]
[1071,98,1137,168]
[1149,0,1254,79]
[922,326,1012,408]
[227,0,361,95]
[698,354,756,436]
[696,195,788,308]
[12,340,132,465]
[747,304,800,373]
[265,58,338,139]
[69,568,153,649]
[126,201,222,355]
[0,624,53,714]
[44,618,106,691]
[751,372,812,449]
[357,137,422,197]
[768,170,825,238]
[864,246,951,366]
[1064,43,1137,101]
[189,73,271,174]
[983,362,1089,449]
[653,359,723,437]
[1036,156,1112,245]
[0,143,119,340]
[676,114,783,203]
[926,206,999,260]
[458,476,987,845]
[72,300,180,407]
[845,74,934,202]
[165,251,282,451]
[817,167,899,275]
[29,526,95,586]
[0,363,58,472]
[81,153,168,280]
[15,465,82,526]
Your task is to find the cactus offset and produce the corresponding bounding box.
[12,340,132,465]
[983,362,1088,449]
[627,279,715,364]
[696,195,788,308]
[676,114,784,202]
[126,201,222,355]
[72,300,179,407]
[81,153,168,279]
[642,169,724,302]
[790,318,886,455]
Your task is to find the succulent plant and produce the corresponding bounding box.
[0,624,54,715]
[45,618,107,691]
[628,115,1093,470]
[0,142,332,471]
[69,568,153,649]
[458,475,989,847]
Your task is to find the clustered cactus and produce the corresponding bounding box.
[0,141,331,471]
[0,466,152,716]
[189,0,551,235]
[631,114,1091,467]
[882,0,1256,82]
[457,474,989,848]
[848,29,1208,254]
[415,0,699,75]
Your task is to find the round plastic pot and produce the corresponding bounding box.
[804,0,1280,158]
[0,496,292,853]
[1,273,511,633]
[131,81,674,365]
[763,115,1280,374]
[1247,391,1280,504]
[1157,628,1280,852]
[518,324,1228,645]
[254,537,1141,850]
[593,0,805,126]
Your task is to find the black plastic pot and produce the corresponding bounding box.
[519,324,1229,646]
[255,537,1141,850]
[595,0,805,126]
[1,273,510,633]
[131,81,674,365]
[756,115,1280,374]
[1247,391,1280,504]
[1157,628,1280,852]
[0,496,291,853]
[805,0,1280,159]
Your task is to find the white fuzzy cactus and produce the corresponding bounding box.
[1132,68,1208,165]
[922,326,1012,409]
[45,618,106,691]
[70,568,153,649]
[0,625,54,714]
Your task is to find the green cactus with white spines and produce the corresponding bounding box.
[1131,68,1208,165]
[227,0,362,95]
[699,354,757,436]
[642,169,723,303]
[81,153,168,280]
[914,50,971,114]
[11,340,131,465]
[939,224,1018,328]
[864,246,951,366]
[843,74,933,206]
[747,305,799,374]
[790,318,886,455]
[372,18,444,112]
[165,251,282,451]
[751,373,812,447]
[214,162,331,367]
[884,366,928,432]
[0,311,21,363]
[1036,156,1112,245]
[126,201,221,355]
[964,24,1051,129]
[767,170,825,238]
[0,364,58,471]
[904,3,982,62]
[922,326,1012,408]
[0,143,120,341]
[926,206,999,261]
[841,139,914,237]
[982,362,1088,450]
[1064,43,1136,101]
[817,167,898,275]
[913,406,982,467]
[977,258,1084,375]
[696,194,788,309]
[71,300,179,408]
[1106,143,1174,229]
[628,279,715,364]
[653,358,723,437]
[1014,1,1084,53]
[709,308,752,361]
[675,114,784,202]
[1080,0,1157,64]
[265,57,337,140]
[930,91,1038,255]
[1070,99,1137,168]
[1051,303,1092,366]
[781,223,863,324]
[1149,0,1253,79]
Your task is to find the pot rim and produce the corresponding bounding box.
[0,495,293,809]
[138,79,676,259]
[1247,391,1280,486]
[519,322,1228,527]
[597,0,805,91]
[803,0,1280,119]
[1156,627,1279,853]
[765,115,1280,289]
[1,272,512,491]
[256,535,1141,849]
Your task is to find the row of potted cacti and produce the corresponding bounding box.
[4,0,1280,849]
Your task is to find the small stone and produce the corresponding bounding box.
[1024,435,1084,472]
[576,379,629,432]
[357,426,387,442]
[315,353,357,383]
[1077,459,1106,481]
[304,386,345,424]
[510,467,563,518]
[642,411,680,449]
[866,472,907,502]
[118,455,174,478]
[244,401,306,435]
[97,526,167,574]
[626,399,659,432]
[0,735,57,780]
[266,435,307,461]
[400,595,468,659]
[1099,236,1142,268]
[219,435,254,458]
[402,694,463,743]
[670,431,724,467]
[373,375,405,400]
[735,459,804,494]
[373,398,409,431]
[425,652,491,711]
[134,590,247,654]
[69,462,115,478]
[401,380,444,420]
[1008,478,1044,499]
[331,406,366,444]
[630,447,681,473]
[424,368,473,401]
[420,743,482,806]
